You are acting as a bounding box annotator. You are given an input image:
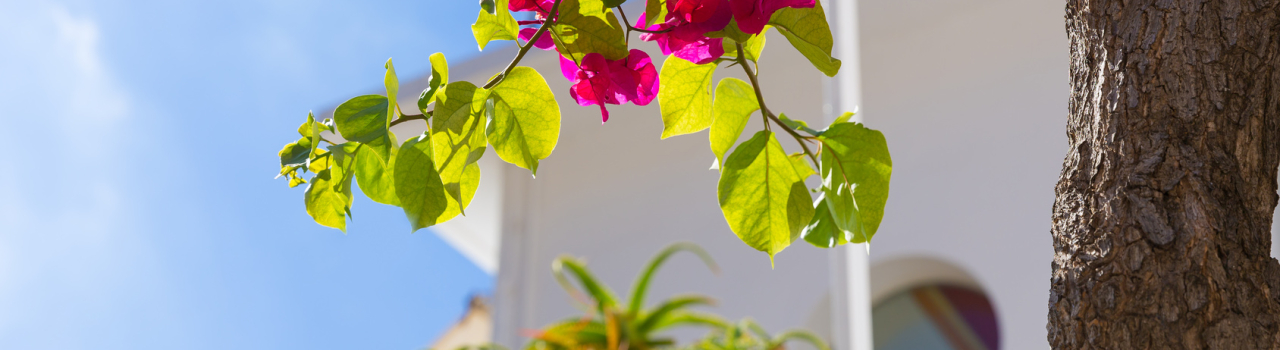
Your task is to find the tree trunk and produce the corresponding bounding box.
[1050,1,1280,348]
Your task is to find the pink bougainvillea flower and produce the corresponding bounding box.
[635,3,731,65]
[518,28,555,50]
[559,50,659,123]
[730,0,814,35]
[671,0,724,23]
[508,0,554,16]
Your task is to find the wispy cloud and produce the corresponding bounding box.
[0,2,143,344]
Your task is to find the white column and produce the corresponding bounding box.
[826,0,872,350]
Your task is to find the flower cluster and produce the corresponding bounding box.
[506,0,815,122]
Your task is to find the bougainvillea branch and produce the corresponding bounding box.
[275,0,892,261]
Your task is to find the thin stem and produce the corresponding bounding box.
[735,42,771,131]
[389,112,430,127]
[734,42,820,166]
[483,0,563,90]
[617,7,674,34]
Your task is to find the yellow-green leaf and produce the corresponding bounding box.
[488,67,560,176]
[419,53,449,114]
[645,0,668,26]
[769,1,840,77]
[659,55,716,139]
[817,122,891,242]
[432,81,490,214]
[385,58,399,127]
[356,138,399,206]
[708,77,757,166]
[333,95,393,163]
[552,0,629,64]
[394,135,477,231]
[472,0,520,50]
[717,130,815,262]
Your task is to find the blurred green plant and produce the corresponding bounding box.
[519,242,829,350]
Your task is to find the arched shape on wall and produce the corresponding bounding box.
[870,256,999,350]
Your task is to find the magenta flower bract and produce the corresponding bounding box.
[559,50,659,123]
[508,0,554,16]
[635,1,731,65]
[518,28,556,50]
[730,0,814,35]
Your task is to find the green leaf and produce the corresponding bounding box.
[708,77,757,166]
[821,179,862,243]
[432,81,490,214]
[419,53,450,114]
[297,111,330,142]
[789,152,815,180]
[552,256,619,311]
[817,122,891,242]
[356,138,399,206]
[627,242,719,317]
[488,67,561,176]
[472,0,520,50]
[777,113,821,135]
[647,311,730,332]
[717,131,815,262]
[480,0,496,14]
[305,143,359,232]
[771,330,831,350]
[637,295,716,333]
[385,58,399,126]
[644,0,668,26]
[801,195,845,247]
[832,111,854,125]
[333,95,393,163]
[769,1,841,77]
[722,28,768,62]
[602,0,627,8]
[305,168,351,232]
[552,0,629,64]
[658,55,716,139]
[279,136,312,170]
[393,135,450,231]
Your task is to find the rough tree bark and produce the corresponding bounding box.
[1050,0,1280,348]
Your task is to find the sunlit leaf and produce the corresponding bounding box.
[817,122,891,242]
[279,137,312,171]
[644,0,668,26]
[333,95,393,163]
[658,55,716,139]
[552,0,629,64]
[356,138,399,206]
[717,131,814,262]
[769,1,840,77]
[419,53,450,114]
[385,58,400,125]
[708,77,756,166]
[305,143,359,232]
[432,81,490,214]
[394,135,449,231]
[722,28,767,62]
[472,0,521,50]
[488,67,560,176]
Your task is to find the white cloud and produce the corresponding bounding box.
[0,2,141,342]
[50,4,130,140]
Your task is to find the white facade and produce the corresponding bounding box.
[376,0,1116,349]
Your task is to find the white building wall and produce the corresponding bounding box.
[857,0,1067,349]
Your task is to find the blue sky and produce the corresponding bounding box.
[0,0,497,348]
